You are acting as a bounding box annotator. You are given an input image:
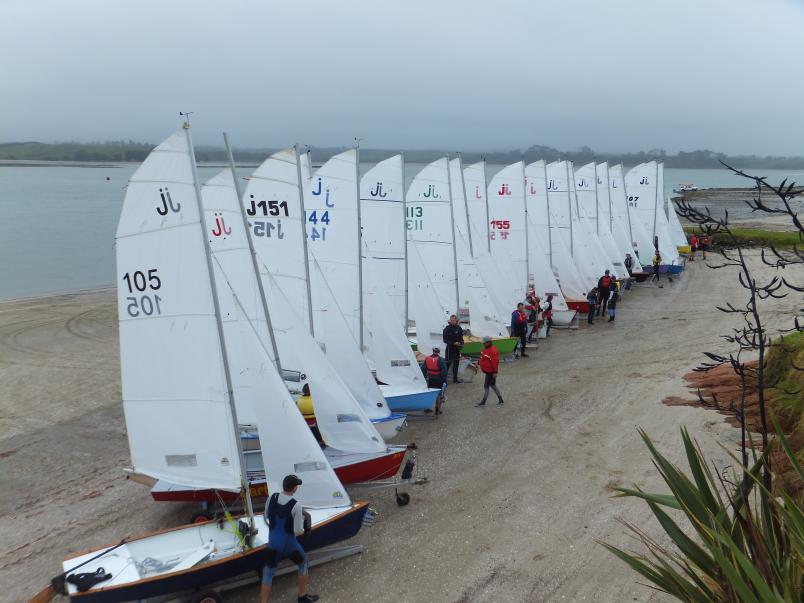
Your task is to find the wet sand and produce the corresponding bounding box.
[1,254,800,603]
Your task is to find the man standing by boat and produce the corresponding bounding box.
[596,270,612,316]
[510,303,529,357]
[442,314,464,384]
[261,475,319,603]
[475,336,503,406]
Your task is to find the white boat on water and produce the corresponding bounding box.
[673,183,698,192]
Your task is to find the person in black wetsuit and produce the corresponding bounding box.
[442,314,464,383]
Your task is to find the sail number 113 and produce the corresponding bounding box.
[122,269,163,318]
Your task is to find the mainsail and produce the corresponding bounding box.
[486,161,529,301]
[624,162,679,263]
[524,160,573,308]
[610,164,652,268]
[575,162,625,277]
[116,128,243,492]
[200,168,349,506]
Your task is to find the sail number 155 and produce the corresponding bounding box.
[122,269,163,318]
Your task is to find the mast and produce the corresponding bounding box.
[355,140,364,351]
[457,153,474,258]
[605,162,613,233]
[185,122,254,525]
[521,159,530,291]
[401,152,409,332]
[592,162,600,235]
[445,155,461,315]
[652,161,660,239]
[295,144,316,336]
[223,132,283,375]
[564,161,574,256]
[543,161,553,267]
[621,165,635,247]
[483,158,492,254]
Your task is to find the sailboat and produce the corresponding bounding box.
[462,160,531,328]
[624,161,681,272]
[238,146,405,440]
[609,164,652,271]
[448,156,518,354]
[359,154,443,412]
[49,125,368,603]
[151,153,412,506]
[574,162,627,278]
[595,162,641,273]
[524,160,579,326]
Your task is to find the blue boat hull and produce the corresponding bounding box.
[68,504,368,603]
[385,389,440,412]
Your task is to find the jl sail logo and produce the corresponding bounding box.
[156,187,181,215]
[497,183,512,196]
[370,182,388,198]
[639,176,649,185]
[211,212,232,237]
[421,185,439,199]
[547,179,558,191]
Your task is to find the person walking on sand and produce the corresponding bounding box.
[442,314,464,384]
[475,336,503,406]
[701,234,710,259]
[607,282,619,322]
[586,288,598,325]
[596,270,612,316]
[541,294,554,338]
[624,253,634,276]
[261,475,319,603]
[651,251,663,287]
[689,233,699,262]
[511,302,529,357]
[526,294,540,343]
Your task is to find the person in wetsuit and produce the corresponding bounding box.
[261,475,319,603]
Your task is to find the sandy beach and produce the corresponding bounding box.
[0,253,800,603]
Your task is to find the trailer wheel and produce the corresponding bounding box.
[191,512,212,524]
[395,492,411,506]
[191,591,222,603]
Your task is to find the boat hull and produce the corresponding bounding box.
[151,447,408,503]
[65,504,368,603]
[566,299,590,314]
[460,337,519,357]
[551,309,578,327]
[370,412,407,440]
[384,388,440,412]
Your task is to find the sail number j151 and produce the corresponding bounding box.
[122,269,163,318]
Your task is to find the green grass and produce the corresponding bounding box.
[684,226,803,249]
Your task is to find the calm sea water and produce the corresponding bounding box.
[1,164,800,300]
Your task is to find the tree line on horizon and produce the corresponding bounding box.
[1,140,803,169]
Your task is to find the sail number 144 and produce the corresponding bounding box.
[122,269,163,318]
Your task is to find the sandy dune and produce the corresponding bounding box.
[0,254,800,603]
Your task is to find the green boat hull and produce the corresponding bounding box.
[411,337,519,356]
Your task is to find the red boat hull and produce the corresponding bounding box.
[150,448,407,503]
[566,299,590,314]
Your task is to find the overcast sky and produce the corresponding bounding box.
[2,0,803,155]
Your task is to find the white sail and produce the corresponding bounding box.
[201,169,349,507]
[462,161,523,318]
[449,158,509,337]
[546,161,598,288]
[597,162,639,266]
[115,128,242,492]
[610,164,652,268]
[524,161,572,308]
[243,149,392,432]
[624,162,679,263]
[262,272,386,454]
[567,161,614,280]
[659,163,688,247]
[406,157,458,319]
[487,161,528,300]
[666,198,688,247]
[303,149,362,342]
[360,154,406,330]
[358,155,429,392]
[407,238,451,354]
[362,258,428,390]
[574,162,626,277]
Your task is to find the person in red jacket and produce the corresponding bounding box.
[475,336,504,406]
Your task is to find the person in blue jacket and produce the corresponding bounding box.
[586,288,598,325]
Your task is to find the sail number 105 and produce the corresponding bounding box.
[122,269,163,318]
